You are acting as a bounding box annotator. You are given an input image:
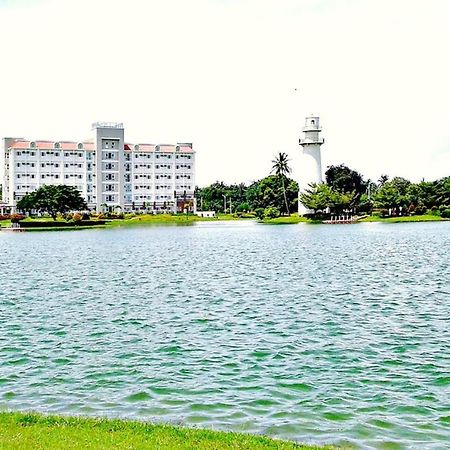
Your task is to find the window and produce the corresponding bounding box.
[78,143,83,150]
[55,142,60,149]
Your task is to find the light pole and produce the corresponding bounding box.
[222,194,227,214]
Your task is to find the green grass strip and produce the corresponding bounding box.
[0,412,335,450]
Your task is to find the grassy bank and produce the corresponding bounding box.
[0,412,333,450]
[261,216,308,225]
[358,214,448,223]
[0,214,253,231]
[107,213,252,227]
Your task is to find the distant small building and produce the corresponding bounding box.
[196,211,215,218]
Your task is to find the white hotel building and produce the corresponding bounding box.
[0,122,196,213]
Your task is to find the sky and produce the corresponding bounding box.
[1,0,449,187]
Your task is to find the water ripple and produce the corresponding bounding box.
[0,221,449,449]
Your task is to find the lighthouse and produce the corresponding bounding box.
[298,115,324,215]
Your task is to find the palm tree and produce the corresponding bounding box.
[271,152,292,215]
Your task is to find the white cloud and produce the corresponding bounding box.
[1,0,449,185]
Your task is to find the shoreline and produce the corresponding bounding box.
[0,214,448,232]
[0,411,334,449]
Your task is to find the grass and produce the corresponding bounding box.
[0,412,335,450]
[0,214,252,231]
[358,214,448,223]
[261,216,308,225]
[107,213,251,227]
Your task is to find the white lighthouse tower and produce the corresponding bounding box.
[298,115,324,215]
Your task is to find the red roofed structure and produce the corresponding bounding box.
[1,123,196,213]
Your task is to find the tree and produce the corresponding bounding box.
[16,185,87,220]
[299,183,334,214]
[271,152,292,215]
[378,174,389,186]
[325,164,366,209]
[373,177,411,212]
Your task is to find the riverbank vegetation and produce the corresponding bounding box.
[197,160,450,221]
[5,153,450,225]
[0,412,332,450]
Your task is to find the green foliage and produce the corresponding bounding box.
[16,185,87,220]
[263,206,280,219]
[325,164,366,198]
[271,152,292,214]
[441,209,450,218]
[299,183,355,215]
[197,176,298,215]
[254,208,265,220]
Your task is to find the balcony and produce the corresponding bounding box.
[299,137,324,145]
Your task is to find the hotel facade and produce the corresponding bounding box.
[0,122,196,213]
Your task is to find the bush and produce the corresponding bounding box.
[264,206,280,219]
[379,209,389,218]
[254,208,264,220]
[441,209,450,218]
[430,206,440,216]
[10,213,25,223]
[72,212,82,223]
[414,204,427,215]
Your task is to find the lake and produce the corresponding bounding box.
[0,221,449,449]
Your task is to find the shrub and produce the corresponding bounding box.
[264,206,280,219]
[379,209,389,218]
[441,209,450,218]
[430,206,440,216]
[72,212,82,223]
[254,208,264,220]
[10,213,25,223]
[414,204,427,215]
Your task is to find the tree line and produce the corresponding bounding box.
[198,159,450,219]
[12,154,450,220]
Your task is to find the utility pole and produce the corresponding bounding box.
[229,198,232,214]
[222,194,226,214]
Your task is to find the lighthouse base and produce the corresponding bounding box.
[298,202,313,216]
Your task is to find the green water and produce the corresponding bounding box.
[0,221,449,449]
